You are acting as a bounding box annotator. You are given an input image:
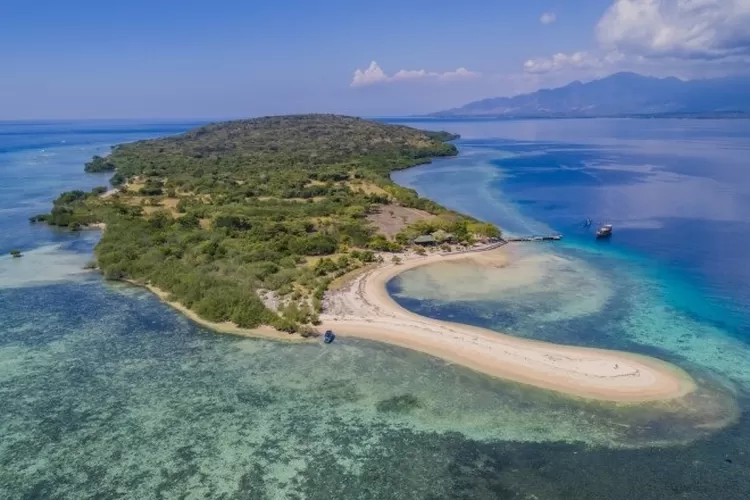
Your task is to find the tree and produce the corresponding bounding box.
[314,257,338,276]
[10,249,22,258]
[110,172,126,186]
[368,235,402,252]
[468,222,501,239]
[344,205,366,219]
[84,155,116,173]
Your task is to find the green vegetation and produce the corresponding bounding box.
[84,155,116,173]
[38,115,500,333]
[29,189,110,229]
[10,249,22,258]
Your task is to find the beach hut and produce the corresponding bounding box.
[413,235,436,246]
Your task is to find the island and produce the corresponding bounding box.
[35,114,696,402]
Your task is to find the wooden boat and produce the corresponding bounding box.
[596,224,613,239]
[323,330,336,344]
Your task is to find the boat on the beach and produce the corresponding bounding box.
[596,224,613,239]
[323,330,336,344]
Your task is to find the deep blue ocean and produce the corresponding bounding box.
[392,118,750,335]
[2,118,750,499]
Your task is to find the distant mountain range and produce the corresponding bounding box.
[431,72,750,118]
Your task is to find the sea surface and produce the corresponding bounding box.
[2,119,750,499]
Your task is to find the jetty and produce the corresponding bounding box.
[506,234,563,243]
[435,234,561,258]
[440,239,507,257]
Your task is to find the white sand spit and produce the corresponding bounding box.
[320,247,696,402]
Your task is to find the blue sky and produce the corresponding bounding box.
[2,0,748,119]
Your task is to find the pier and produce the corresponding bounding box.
[506,234,563,243]
[436,235,561,258]
[440,240,508,257]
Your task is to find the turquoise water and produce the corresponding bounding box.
[2,120,750,499]
[390,119,750,389]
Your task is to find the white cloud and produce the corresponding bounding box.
[392,69,436,81]
[521,0,750,80]
[351,61,480,87]
[540,12,557,24]
[596,0,750,60]
[351,61,389,87]
[523,51,601,74]
[439,67,481,81]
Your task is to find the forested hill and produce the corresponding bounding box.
[105,115,459,187]
[35,115,498,335]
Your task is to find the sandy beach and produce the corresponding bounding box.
[319,246,697,403]
[125,243,697,403]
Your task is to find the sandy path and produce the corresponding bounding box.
[320,247,696,402]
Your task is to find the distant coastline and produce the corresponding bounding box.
[427,72,750,119]
[410,112,750,121]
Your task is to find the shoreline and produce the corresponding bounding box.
[124,280,312,343]
[125,243,699,403]
[318,246,698,403]
[82,132,697,403]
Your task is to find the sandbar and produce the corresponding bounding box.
[319,246,697,403]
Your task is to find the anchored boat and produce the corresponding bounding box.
[596,224,613,239]
[323,330,336,344]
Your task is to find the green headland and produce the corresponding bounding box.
[33,115,500,335]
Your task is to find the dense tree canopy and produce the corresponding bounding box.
[84,155,116,173]
[36,115,498,334]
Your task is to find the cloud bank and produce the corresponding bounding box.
[597,0,750,60]
[351,61,481,87]
[524,0,750,78]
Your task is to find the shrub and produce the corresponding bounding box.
[368,235,402,252]
[84,155,116,173]
[299,325,319,338]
